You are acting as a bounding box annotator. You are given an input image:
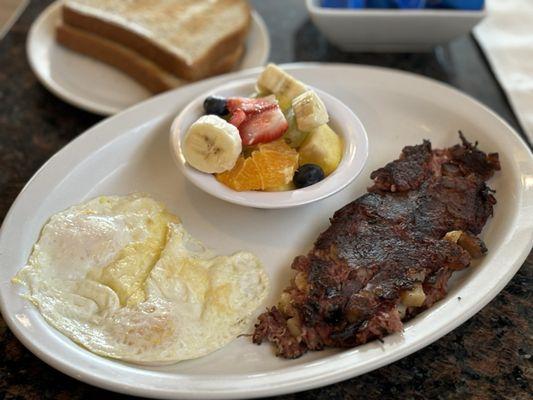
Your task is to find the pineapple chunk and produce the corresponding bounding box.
[298,124,342,176]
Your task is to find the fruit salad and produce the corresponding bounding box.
[182,64,343,191]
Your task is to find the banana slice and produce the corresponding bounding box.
[257,64,308,110]
[182,115,242,174]
[292,90,329,132]
[283,108,309,148]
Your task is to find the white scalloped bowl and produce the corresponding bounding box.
[169,78,369,209]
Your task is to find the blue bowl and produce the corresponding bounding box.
[322,0,484,9]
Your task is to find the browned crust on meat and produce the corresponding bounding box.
[62,1,250,81]
[370,140,433,192]
[254,134,500,358]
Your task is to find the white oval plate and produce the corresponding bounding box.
[26,1,270,116]
[0,64,532,399]
[170,78,369,208]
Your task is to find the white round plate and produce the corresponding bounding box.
[1,64,532,399]
[26,1,270,116]
[170,78,369,208]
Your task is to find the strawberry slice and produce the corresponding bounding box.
[227,96,277,117]
[229,109,247,127]
[227,96,288,145]
[239,107,288,146]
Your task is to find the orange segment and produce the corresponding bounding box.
[258,139,295,154]
[216,157,244,189]
[234,157,264,191]
[216,156,263,191]
[253,150,298,189]
[216,140,298,192]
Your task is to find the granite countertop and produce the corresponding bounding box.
[0,1,531,399]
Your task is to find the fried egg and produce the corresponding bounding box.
[14,194,269,364]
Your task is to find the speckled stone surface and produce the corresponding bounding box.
[0,1,531,399]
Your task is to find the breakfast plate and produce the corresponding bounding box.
[26,1,270,116]
[0,64,532,399]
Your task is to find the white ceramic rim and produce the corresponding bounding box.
[25,1,271,116]
[0,63,531,399]
[306,0,486,17]
[169,78,369,209]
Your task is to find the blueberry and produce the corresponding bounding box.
[294,164,325,188]
[203,96,228,116]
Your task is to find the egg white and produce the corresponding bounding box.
[14,194,269,364]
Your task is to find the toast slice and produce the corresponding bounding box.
[56,24,244,93]
[61,0,251,81]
